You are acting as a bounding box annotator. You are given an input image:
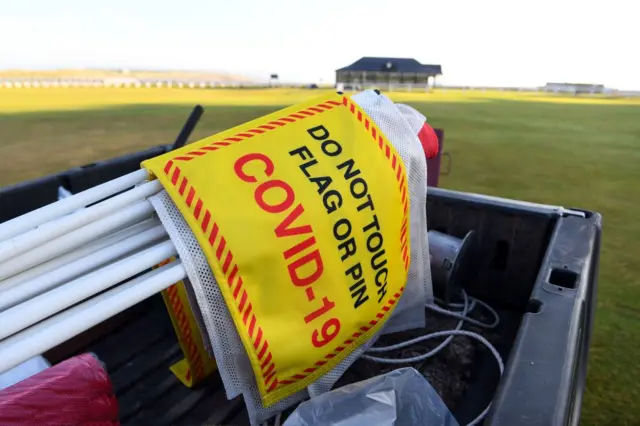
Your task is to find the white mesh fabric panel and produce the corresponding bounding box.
[395,103,427,134]
[149,191,252,399]
[307,91,433,396]
[393,102,434,306]
[243,385,308,425]
[354,90,433,330]
[181,280,215,356]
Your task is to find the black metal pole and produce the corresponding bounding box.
[171,105,204,151]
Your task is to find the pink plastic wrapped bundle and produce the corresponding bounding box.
[0,353,119,425]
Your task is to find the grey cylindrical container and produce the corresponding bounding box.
[428,230,476,303]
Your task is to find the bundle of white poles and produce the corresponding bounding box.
[0,170,187,373]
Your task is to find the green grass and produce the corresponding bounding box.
[1,88,639,424]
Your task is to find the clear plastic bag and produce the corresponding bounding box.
[284,367,458,426]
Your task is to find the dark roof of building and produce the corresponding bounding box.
[336,57,442,75]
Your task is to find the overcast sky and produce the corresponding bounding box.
[0,0,637,89]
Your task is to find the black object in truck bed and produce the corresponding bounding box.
[0,149,600,426]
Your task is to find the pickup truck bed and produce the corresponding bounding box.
[38,188,600,426]
[2,147,600,425]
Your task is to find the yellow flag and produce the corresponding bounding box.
[157,256,217,387]
[143,93,409,406]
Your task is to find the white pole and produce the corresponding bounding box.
[0,239,177,339]
[0,169,149,242]
[0,219,158,290]
[0,261,186,373]
[0,179,161,263]
[0,201,155,281]
[0,224,168,311]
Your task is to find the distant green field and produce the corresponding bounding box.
[1,88,639,425]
